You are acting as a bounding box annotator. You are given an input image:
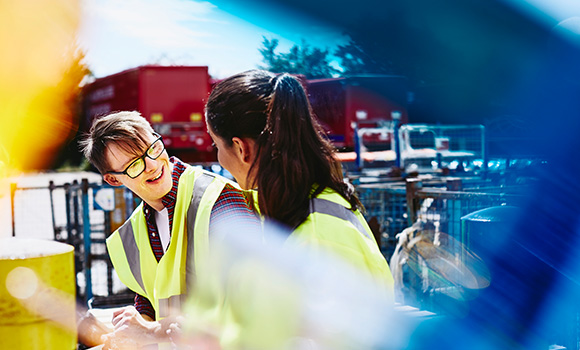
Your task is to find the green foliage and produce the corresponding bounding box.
[259,37,287,73]
[259,37,339,79]
[258,37,391,78]
[334,41,390,76]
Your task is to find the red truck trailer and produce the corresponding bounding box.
[82,65,216,163]
[82,68,410,164]
[306,75,409,151]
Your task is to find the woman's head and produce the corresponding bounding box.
[206,69,359,228]
[206,70,274,148]
[205,70,274,189]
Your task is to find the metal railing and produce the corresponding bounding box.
[10,178,135,303]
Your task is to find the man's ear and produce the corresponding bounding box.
[231,137,255,164]
[103,173,123,187]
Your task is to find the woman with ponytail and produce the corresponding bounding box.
[205,69,394,293]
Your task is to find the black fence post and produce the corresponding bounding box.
[405,178,422,226]
[72,180,80,240]
[64,183,73,245]
[104,208,114,296]
[48,180,58,241]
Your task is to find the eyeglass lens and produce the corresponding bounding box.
[126,139,164,178]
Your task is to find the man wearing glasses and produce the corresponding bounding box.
[80,111,259,348]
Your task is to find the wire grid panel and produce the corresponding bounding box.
[399,189,520,315]
[12,185,106,237]
[12,187,55,239]
[453,176,494,190]
[50,186,71,240]
[13,183,124,299]
[83,259,127,297]
[399,124,485,170]
[401,124,484,154]
[52,185,105,242]
[356,184,408,256]
[415,191,518,247]
[87,215,127,298]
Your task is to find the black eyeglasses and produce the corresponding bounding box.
[106,135,165,179]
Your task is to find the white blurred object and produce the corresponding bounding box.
[182,220,431,350]
[390,220,491,308]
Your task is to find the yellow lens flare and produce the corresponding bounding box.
[6,266,39,300]
[0,0,86,178]
[0,238,77,349]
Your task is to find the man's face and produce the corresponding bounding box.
[103,131,173,211]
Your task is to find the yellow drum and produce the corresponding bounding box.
[0,238,76,349]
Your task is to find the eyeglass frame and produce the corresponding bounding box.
[105,133,165,179]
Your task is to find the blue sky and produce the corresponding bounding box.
[79,0,349,79]
[78,0,580,80]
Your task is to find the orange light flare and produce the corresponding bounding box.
[0,0,87,174]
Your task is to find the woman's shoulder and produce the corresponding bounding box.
[311,186,351,208]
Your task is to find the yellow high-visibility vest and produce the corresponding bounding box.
[106,167,228,320]
[289,187,395,296]
[246,186,393,291]
[194,187,394,350]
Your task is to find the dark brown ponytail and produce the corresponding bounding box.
[206,70,362,229]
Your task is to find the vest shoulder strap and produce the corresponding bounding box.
[184,171,219,289]
[309,197,372,240]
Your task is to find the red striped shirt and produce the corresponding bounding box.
[135,157,258,320]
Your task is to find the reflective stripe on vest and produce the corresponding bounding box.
[114,171,219,319]
[158,294,188,319]
[309,197,372,240]
[118,221,146,293]
[185,172,215,290]
[157,171,216,319]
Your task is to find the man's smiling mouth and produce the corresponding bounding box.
[148,167,163,182]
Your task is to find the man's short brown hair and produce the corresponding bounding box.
[79,111,155,174]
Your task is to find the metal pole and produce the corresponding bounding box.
[48,180,58,241]
[64,183,73,245]
[405,178,422,226]
[104,207,114,296]
[72,180,80,239]
[81,178,93,301]
[393,111,402,169]
[354,122,363,172]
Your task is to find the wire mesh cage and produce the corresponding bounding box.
[356,183,408,259]
[9,179,133,303]
[399,124,485,172]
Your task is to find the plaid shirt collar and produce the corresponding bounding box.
[143,156,186,217]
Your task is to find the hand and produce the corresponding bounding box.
[163,315,184,345]
[176,332,221,350]
[101,333,139,350]
[171,317,222,350]
[77,310,113,348]
[101,306,164,349]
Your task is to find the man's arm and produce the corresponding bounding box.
[209,184,260,232]
[135,293,156,321]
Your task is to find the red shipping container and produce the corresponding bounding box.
[307,75,409,151]
[82,65,216,163]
